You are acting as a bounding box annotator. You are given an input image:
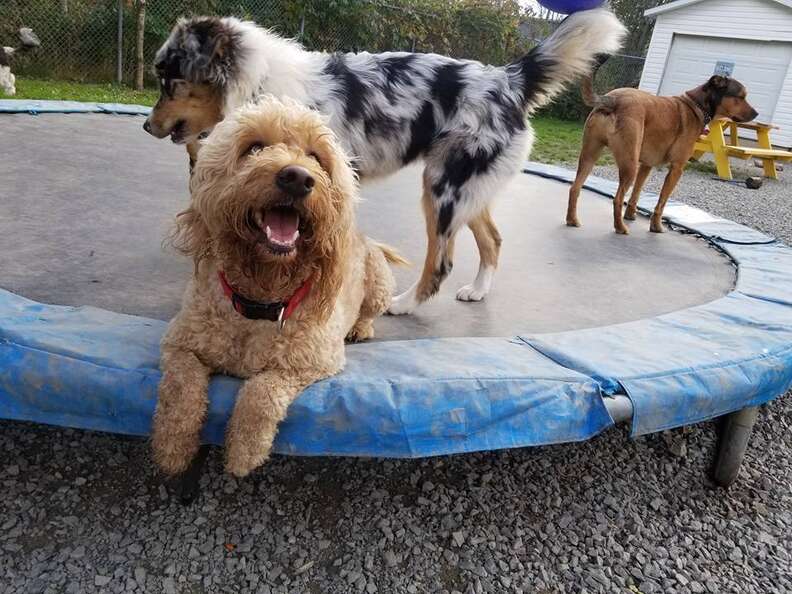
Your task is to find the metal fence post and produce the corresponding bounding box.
[116,0,124,84]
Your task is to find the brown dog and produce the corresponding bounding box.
[566,74,758,234]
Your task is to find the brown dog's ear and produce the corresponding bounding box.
[310,140,358,323]
[311,194,353,323]
[170,205,212,265]
[707,75,729,90]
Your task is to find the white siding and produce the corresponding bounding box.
[639,0,792,146]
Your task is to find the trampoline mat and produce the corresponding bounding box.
[0,113,736,339]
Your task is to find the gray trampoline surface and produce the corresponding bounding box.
[0,113,736,340]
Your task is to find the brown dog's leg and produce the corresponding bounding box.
[611,167,637,235]
[609,125,643,235]
[567,131,604,227]
[348,244,396,342]
[225,370,317,477]
[152,348,211,475]
[457,207,501,302]
[625,163,652,221]
[650,163,685,233]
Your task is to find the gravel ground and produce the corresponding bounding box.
[588,158,792,241]
[2,161,792,594]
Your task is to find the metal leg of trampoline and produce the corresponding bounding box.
[711,406,759,488]
[178,444,211,505]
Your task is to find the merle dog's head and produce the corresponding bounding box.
[143,17,239,146]
[687,75,758,123]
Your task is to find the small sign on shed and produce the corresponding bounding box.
[714,61,735,76]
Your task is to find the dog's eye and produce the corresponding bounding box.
[243,142,266,157]
[308,151,323,167]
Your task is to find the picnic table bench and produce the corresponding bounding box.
[692,119,792,180]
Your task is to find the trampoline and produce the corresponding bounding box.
[2,101,792,488]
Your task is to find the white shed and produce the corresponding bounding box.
[639,0,792,147]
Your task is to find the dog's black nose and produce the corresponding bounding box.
[143,119,152,134]
[276,165,315,198]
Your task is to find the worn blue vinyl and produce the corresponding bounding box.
[0,289,610,455]
[0,99,151,116]
[521,163,792,435]
[1,103,791,453]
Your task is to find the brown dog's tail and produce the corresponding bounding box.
[581,54,615,110]
[580,73,600,107]
[373,241,410,267]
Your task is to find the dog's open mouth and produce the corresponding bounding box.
[170,120,186,144]
[252,205,302,255]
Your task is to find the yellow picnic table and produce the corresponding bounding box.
[692,119,792,180]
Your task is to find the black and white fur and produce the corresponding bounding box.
[151,11,625,313]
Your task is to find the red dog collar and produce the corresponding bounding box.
[218,271,312,327]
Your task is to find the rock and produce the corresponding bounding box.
[134,567,146,586]
[383,551,398,567]
[162,577,176,594]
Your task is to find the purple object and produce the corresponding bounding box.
[537,0,605,14]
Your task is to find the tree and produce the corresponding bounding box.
[135,0,146,90]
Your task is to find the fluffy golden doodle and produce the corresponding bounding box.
[152,97,402,477]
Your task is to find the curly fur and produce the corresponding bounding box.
[152,97,397,477]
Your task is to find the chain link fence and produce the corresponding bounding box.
[3,0,645,120]
[3,0,538,86]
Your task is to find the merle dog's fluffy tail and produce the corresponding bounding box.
[509,9,625,111]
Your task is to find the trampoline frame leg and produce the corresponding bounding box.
[178,444,211,504]
[711,406,759,488]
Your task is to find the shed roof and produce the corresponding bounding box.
[645,0,792,18]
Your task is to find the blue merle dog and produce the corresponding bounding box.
[144,10,625,314]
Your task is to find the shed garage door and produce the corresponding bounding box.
[659,34,792,124]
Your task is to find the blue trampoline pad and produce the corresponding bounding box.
[1,104,790,457]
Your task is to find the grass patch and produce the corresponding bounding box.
[9,77,158,106]
[531,116,614,166]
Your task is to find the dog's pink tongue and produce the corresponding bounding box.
[263,208,300,244]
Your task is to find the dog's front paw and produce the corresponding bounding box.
[387,291,416,315]
[650,218,665,233]
[346,320,374,342]
[224,432,274,478]
[152,430,201,476]
[456,283,487,302]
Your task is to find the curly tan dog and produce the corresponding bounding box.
[151,97,402,477]
[566,73,758,234]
